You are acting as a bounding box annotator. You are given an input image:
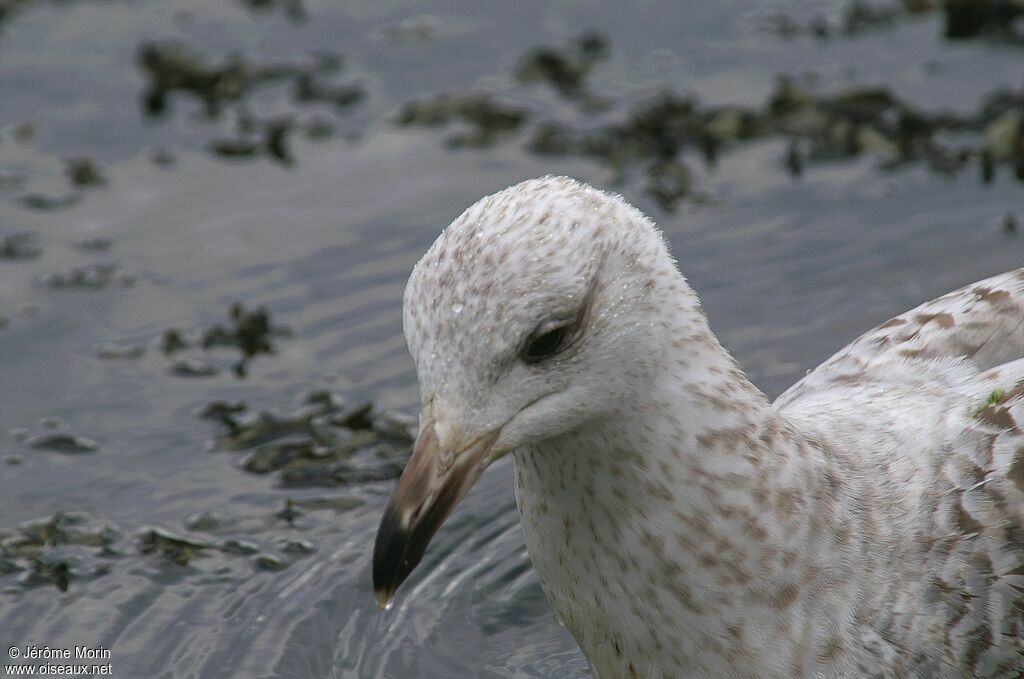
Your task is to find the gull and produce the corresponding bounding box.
[372,176,1024,678]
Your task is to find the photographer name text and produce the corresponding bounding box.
[14,646,111,660]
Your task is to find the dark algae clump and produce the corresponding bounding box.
[760,0,1024,44]
[0,505,345,594]
[942,0,1024,40]
[393,32,1024,210]
[395,93,529,148]
[64,157,107,188]
[25,432,98,453]
[0,231,41,260]
[515,32,611,108]
[0,512,122,592]
[239,0,308,24]
[137,528,208,567]
[39,263,138,289]
[202,303,290,376]
[200,390,415,486]
[137,41,363,165]
[17,192,79,211]
[160,302,292,378]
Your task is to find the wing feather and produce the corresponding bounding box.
[772,268,1024,676]
[776,268,1024,411]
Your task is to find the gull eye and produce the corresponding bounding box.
[522,325,570,364]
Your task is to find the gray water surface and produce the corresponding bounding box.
[1,1,1022,677]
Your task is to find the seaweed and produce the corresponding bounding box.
[942,0,1024,41]
[168,359,221,378]
[11,419,99,454]
[238,0,307,24]
[0,512,122,592]
[403,43,1024,210]
[209,117,297,166]
[17,193,80,211]
[253,552,287,571]
[159,303,291,378]
[0,506,338,594]
[25,433,98,453]
[395,93,528,148]
[136,41,363,164]
[515,32,610,108]
[200,390,415,487]
[759,1,918,40]
[0,232,41,260]
[160,329,189,355]
[0,0,50,32]
[64,157,107,188]
[138,41,288,118]
[293,71,364,110]
[74,236,114,253]
[138,528,208,567]
[6,155,106,210]
[23,557,73,592]
[760,0,1024,45]
[39,263,138,289]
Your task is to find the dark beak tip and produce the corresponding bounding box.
[372,500,417,606]
[372,424,493,610]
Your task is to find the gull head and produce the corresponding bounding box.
[372,176,686,607]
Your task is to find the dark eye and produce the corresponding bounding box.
[522,325,570,364]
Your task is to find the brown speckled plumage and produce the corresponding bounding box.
[392,176,1024,678]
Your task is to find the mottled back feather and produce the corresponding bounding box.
[777,269,1024,678]
[777,269,1024,409]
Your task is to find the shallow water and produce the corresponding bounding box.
[1,1,1022,677]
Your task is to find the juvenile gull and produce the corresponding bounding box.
[373,176,1024,678]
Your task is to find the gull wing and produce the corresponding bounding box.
[774,268,1024,676]
[775,268,1024,411]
